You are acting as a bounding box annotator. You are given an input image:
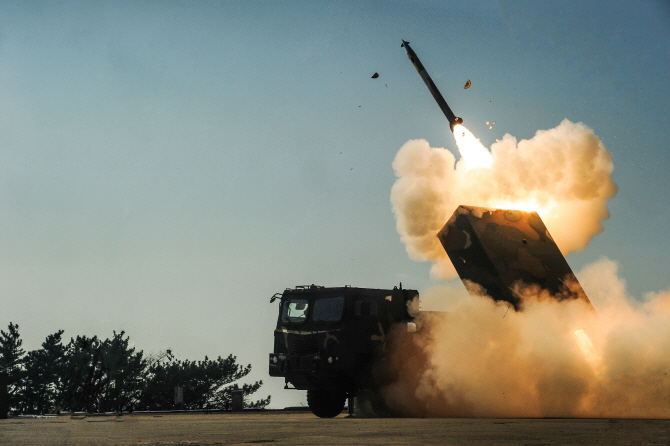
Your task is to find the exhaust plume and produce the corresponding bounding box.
[385,119,670,418]
[382,258,670,418]
[390,119,618,280]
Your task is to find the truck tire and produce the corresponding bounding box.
[307,390,346,418]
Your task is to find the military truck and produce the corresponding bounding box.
[268,284,418,418]
[269,207,592,418]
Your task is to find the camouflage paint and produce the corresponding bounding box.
[437,205,592,310]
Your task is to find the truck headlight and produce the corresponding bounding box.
[328,356,333,364]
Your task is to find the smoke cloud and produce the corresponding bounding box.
[382,258,670,418]
[390,119,618,280]
[385,120,670,418]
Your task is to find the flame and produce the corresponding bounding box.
[453,124,492,170]
[573,329,600,367]
[453,124,554,215]
[488,199,553,217]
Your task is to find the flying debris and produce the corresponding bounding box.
[486,121,490,125]
[401,40,463,132]
[371,72,379,79]
[464,79,471,89]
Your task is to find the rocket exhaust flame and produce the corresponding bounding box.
[452,124,492,170]
[452,125,552,215]
[574,329,600,368]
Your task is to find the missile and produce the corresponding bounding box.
[401,40,463,132]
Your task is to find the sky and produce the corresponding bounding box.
[1,1,669,409]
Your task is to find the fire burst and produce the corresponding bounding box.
[453,124,492,170]
[452,124,554,216]
[574,329,600,367]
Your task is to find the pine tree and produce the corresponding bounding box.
[0,323,26,413]
[59,335,107,412]
[138,353,270,411]
[96,331,146,413]
[2,324,269,413]
[22,330,66,414]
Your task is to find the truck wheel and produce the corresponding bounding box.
[307,390,346,418]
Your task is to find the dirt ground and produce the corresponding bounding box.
[1,411,669,445]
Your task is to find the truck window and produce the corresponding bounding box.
[281,299,309,324]
[355,300,378,317]
[313,296,345,322]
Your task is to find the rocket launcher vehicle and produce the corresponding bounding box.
[438,206,593,311]
[401,40,463,132]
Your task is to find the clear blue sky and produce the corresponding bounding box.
[1,1,669,408]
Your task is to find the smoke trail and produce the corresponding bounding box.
[390,119,618,280]
[381,258,670,418]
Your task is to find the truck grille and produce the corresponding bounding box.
[288,335,319,355]
[287,355,313,373]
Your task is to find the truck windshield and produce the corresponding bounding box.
[313,296,345,322]
[281,299,309,324]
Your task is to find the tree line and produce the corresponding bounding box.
[0,323,270,415]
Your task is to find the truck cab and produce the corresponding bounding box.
[269,284,418,417]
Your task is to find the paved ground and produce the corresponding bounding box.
[1,411,669,445]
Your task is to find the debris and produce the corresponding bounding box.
[489,125,493,129]
[371,72,379,79]
[493,121,496,125]
[486,121,490,125]
[464,79,471,89]
[503,303,511,318]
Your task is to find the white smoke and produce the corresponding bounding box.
[382,258,670,418]
[384,119,670,418]
[390,119,618,280]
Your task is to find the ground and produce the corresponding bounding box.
[1,411,669,445]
